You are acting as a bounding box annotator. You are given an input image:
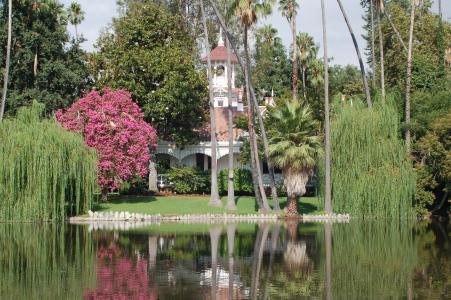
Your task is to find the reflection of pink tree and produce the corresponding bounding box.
[84,243,157,300]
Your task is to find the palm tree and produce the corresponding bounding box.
[296,32,316,99]
[321,0,331,213]
[209,226,222,300]
[230,0,273,212]
[226,223,236,300]
[278,0,299,101]
[336,0,372,108]
[208,0,278,211]
[226,35,236,210]
[375,0,385,103]
[406,0,418,154]
[67,1,85,40]
[200,0,221,207]
[257,24,277,44]
[268,99,322,216]
[0,0,12,122]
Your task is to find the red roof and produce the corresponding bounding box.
[201,45,239,64]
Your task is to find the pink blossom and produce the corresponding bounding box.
[57,88,157,192]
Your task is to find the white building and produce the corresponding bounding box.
[153,32,278,184]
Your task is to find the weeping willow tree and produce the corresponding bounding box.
[0,224,96,299]
[0,102,97,221]
[325,99,415,218]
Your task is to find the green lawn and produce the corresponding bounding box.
[95,195,321,215]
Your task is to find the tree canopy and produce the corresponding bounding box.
[90,2,208,145]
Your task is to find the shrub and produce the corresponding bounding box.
[166,166,210,194]
[218,168,254,195]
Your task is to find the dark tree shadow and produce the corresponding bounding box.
[93,195,157,211]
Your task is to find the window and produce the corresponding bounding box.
[217,100,224,107]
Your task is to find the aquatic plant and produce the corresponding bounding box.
[0,102,97,221]
[324,100,415,218]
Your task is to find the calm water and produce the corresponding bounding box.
[0,220,449,299]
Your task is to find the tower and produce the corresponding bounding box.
[202,29,243,111]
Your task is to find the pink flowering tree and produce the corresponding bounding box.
[56,88,157,200]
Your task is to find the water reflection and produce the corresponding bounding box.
[0,220,449,299]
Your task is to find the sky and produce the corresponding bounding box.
[62,0,450,67]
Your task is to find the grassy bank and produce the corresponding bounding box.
[95,195,321,215]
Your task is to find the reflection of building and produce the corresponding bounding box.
[154,31,276,182]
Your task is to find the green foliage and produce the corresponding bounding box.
[0,0,91,115]
[332,220,417,299]
[119,176,149,195]
[414,113,451,213]
[326,100,416,218]
[0,224,95,299]
[218,168,254,195]
[0,102,97,221]
[90,2,208,145]
[166,166,210,194]
[267,99,322,173]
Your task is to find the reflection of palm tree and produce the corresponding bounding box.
[209,226,222,300]
[148,235,158,270]
[324,222,332,300]
[263,223,280,300]
[226,224,236,300]
[284,220,311,269]
[250,223,270,300]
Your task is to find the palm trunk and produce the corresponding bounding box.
[226,224,236,300]
[286,192,298,216]
[384,11,407,53]
[0,0,12,121]
[244,27,270,212]
[291,17,298,101]
[148,159,158,193]
[75,24,79,40]
[302,65,307,99]
[226,36,236,210]
[199,0,221,206]
[378,12,385,103]
[206,0,276,210]
[321,0,332,214]
[370,0,376,89]
[405,1,416,155]
[336,0,372,108]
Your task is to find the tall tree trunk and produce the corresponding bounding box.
[291,17,298,101]
[336,0,372,108]
[206,0,276,210]
[384,11,407,53]
[321,0,332,214]
[33,50,38,77]
[244,27,270,212]
[209,226,222,300]
[378,12,385,103]
[226,224,236,300]
[370,0,376,89]
[148,158,158,193]
[0,0,12,122]
[75,24,79,40]
[302,65,307,99]
[226,36,236,210]
[405,1,416,155]
[199,0,221,206]
[325,222,333,300]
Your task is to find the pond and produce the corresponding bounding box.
[0,220,449,299]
